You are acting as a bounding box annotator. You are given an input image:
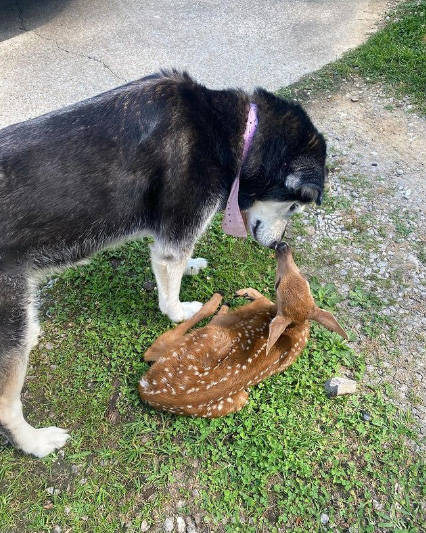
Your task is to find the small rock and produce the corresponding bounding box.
[406,254,421,270]
[396,169,404,176]
[176,516,186,532]
[46,487,60,496]
[143,280,157,292]
[45,342,54,350]
[350,96,359,102]
[185,517,197,533]
[362,411,372,422]
[140,520,150,532]
[372,499,384,511]
[164,517,174,532]
[320,513,329,525]
[109,258,122,269]
[51,527,62,533]
[325,377,357,397]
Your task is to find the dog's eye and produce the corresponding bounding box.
[289,203,298,212]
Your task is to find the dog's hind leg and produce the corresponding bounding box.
[0,274,69,457]
[150,241,204,323]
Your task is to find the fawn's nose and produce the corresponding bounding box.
[273,241,290,256]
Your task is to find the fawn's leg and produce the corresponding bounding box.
[209,302,230,324]
[210,290,275,329]
[204,390,249,418]
[144,293,223,361]
[234,288,273,304]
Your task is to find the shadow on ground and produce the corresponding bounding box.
[0,0,72,41]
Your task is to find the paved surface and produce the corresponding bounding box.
[0,0,388,127]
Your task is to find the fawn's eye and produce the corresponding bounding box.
[275,276,282,290]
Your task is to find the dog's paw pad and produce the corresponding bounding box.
[184,258,208,276]
[29,427,70,458]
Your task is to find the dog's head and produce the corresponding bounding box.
[240,90,327,247]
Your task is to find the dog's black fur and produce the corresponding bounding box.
[0,70,327,456]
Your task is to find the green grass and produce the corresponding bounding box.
[1,217,425,532]
[278,0,426,114]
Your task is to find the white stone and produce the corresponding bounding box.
[325,377,357,397]
[185,517,197,533]
[176,516,186,533]
[164,517,174,532]
[320,513,329,525]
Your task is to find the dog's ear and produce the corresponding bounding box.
[266,316,292,354]
[308,306,348,340]
[286,155,325,205]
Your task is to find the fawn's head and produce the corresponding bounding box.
[267,242,348,353]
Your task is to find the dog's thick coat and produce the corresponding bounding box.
[0,71,327,456]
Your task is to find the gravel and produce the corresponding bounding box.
[300,78,426,445]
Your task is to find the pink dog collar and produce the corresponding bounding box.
[222,103,258,238]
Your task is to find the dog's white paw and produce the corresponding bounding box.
[184,257,208,276]
[167,301,203,322]
[21,426,70,458]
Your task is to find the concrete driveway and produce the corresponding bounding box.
[0,0,387,127]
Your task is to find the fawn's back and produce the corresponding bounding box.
[139,298,310,417]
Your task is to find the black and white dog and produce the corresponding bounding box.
[0,71,327,457]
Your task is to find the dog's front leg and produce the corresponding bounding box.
[150,242,203,322]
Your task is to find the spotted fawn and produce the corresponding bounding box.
[139,242,348,418]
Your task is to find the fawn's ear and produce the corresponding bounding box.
[267,316,292,354]
[309,306,348,340]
